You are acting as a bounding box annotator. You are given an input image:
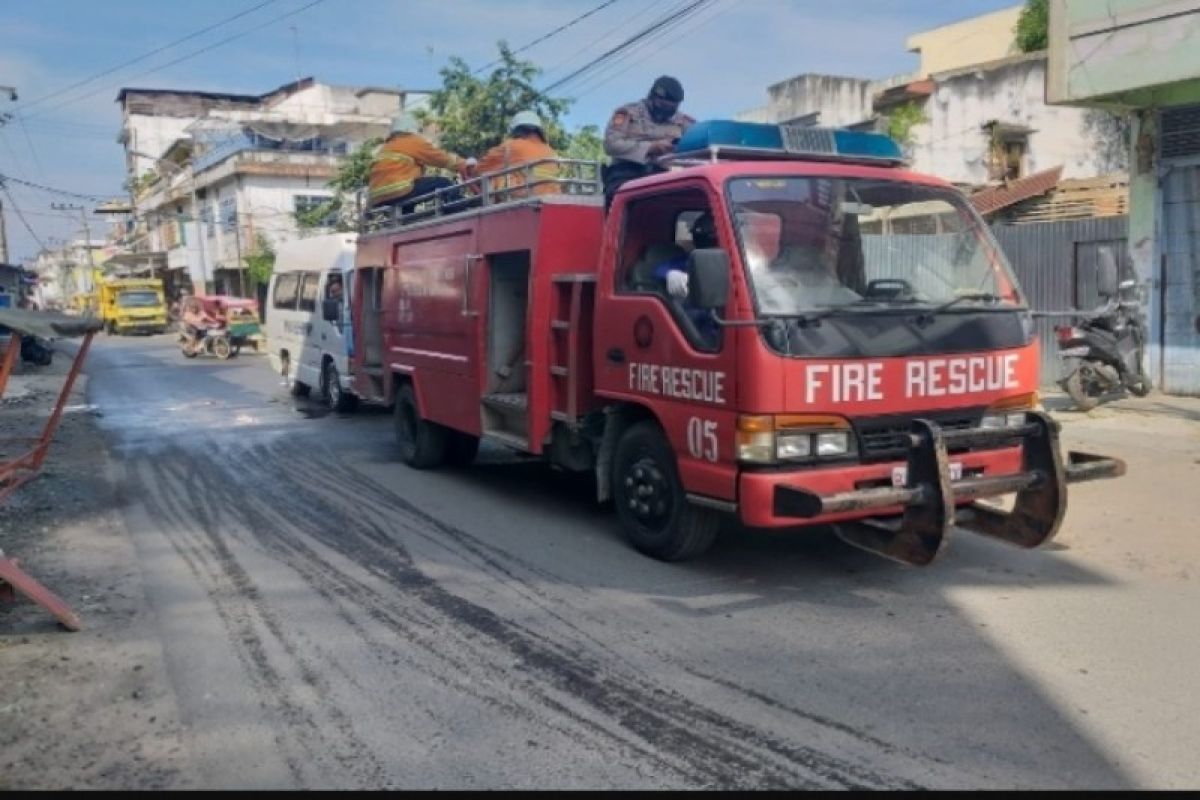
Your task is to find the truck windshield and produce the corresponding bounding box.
[728,177,1023,318]
[117,291,160,308]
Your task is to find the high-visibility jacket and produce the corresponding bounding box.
[368,134,463,206]
[475,137,560,199]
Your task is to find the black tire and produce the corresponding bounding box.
[213,336,232,360]
[1065,368,1101,412]
[445,431,481,466]
[322,361,358,413]
[612,421,720,561]
[394,383,447,469]
[181,339,199,359]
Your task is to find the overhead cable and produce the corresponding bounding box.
[15,0,282,114]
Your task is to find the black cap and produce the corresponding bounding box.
[650,75,684,103]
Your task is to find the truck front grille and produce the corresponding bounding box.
[854,409,986,463]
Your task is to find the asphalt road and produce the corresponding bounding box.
[84,334,1200,790]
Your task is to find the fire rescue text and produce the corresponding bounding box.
[803,353,1021,403]
[628,363,727,405]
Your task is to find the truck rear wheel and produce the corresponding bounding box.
[613,421,719,562]
[395,383,447,469]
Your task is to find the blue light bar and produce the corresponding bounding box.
[673,120,904,164]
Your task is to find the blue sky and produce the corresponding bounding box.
[0,0,1019,262]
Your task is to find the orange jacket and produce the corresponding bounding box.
[475,137,560,198]
[368,134,463,206]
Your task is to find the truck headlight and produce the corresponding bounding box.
[815,431,851,456]
[736,416,776,463]
[982,392,1039,429]
[737,414,854,464]
[775,433,812,460]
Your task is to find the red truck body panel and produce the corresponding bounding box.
[354,198,604,452]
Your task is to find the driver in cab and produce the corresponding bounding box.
[741,216,862,313]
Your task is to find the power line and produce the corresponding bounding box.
[541,0,673,82]
[0,173,110,202]
[474,0,623,74]
[566,0,740,100]
[1,182,47,251]
[542,0,714,95]
[14,0,283,114]
[28,0,329,121]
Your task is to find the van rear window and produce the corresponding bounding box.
[273,273,300,310]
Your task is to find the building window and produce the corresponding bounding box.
[200,205,215,238]
[220,198,237,233]
[294,194,339,227]
[985,122,1031,181]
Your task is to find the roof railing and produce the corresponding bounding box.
[361,158,603,233]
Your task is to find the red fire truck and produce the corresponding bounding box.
[340,121,1123,565]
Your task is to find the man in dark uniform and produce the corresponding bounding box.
[602,75,695,210]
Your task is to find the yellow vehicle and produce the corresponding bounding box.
[99,278,168,335]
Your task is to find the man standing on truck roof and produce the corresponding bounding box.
[367,113,471,215]
[472,111,561,200]
[603,75,695,211]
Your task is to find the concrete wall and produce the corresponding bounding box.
[124,114,194,176]
[907,5,1023,78]
[1048,0,1200,108]
[909,55,1125,184]
[740,74,874,128]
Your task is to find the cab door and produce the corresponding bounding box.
[594,186,740,501]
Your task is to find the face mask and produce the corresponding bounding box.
[648,97,677,123]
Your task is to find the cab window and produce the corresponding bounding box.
[615,188,725,353]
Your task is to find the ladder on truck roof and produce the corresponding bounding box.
[361,158,604,234]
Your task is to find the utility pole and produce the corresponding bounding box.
[0,86,16,264]
[51,202,96,308]
[0,194,8,265]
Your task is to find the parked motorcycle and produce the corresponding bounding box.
[1055,250,1150,411]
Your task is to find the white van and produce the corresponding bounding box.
[266,232,358,411]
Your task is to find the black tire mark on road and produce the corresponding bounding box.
[134,436,931,790]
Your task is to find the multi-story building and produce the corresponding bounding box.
[737,5,1127,187]
[118,77,427,295]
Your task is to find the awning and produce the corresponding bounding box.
[0,308,103,338]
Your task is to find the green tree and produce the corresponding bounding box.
[885,102,928,148]
[417,41,573,155]
[1015,0,1049,52]
[244,233,276,287]
[564,124,607,163]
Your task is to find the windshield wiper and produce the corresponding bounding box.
[914,292,1009,326]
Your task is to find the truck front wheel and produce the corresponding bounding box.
[613,421,719,562]
[395,383,447,469]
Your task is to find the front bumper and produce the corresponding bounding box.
[745,412,1124,566]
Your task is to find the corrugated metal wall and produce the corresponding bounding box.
[991,217,1129,383]
[1160,164,1200,395]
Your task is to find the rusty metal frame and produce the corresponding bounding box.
[773,411,1126,567]
[0,329,97,630]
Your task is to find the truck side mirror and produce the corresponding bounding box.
[1097,249,1119,299]
[321,298,340,323]
[687,248,731,309]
